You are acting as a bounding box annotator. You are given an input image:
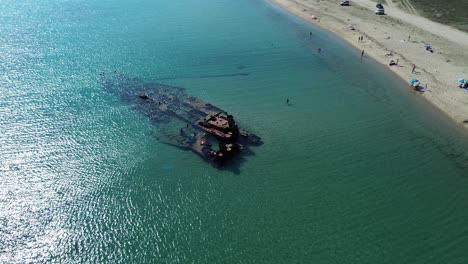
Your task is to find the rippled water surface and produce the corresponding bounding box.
[1,0,468,263]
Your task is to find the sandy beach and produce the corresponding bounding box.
[271,0,468,130]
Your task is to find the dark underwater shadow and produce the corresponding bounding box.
[101,72,262,174]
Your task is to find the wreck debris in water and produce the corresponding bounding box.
[102,73,262,167]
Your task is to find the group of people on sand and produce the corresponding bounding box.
[409,77,467,93]
[385,52,426,91]
[383,42,467,93]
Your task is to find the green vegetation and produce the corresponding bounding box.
[393,0,468,32]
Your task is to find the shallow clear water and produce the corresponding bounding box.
[1,0,468,263]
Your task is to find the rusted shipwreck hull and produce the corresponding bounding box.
[102,73,262,167]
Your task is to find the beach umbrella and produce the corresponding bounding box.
[457,78,465,83]
[410,78,419,84]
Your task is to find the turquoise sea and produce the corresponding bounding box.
[1,0,468,262]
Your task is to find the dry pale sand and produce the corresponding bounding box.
[271,0,468,129]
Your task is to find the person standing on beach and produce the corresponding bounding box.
[412,64,416,73]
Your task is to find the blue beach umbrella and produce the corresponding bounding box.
[457,78,465,83]
[410,78,419,84]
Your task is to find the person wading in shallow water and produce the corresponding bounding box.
[286,98,290,104]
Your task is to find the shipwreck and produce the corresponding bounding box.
[101,72,262,167]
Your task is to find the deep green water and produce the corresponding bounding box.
[1,0,468,263]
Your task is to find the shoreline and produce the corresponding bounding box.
[269,0,468,131]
